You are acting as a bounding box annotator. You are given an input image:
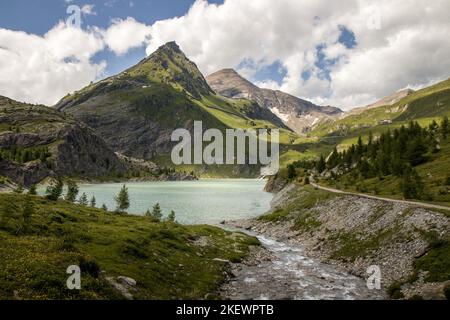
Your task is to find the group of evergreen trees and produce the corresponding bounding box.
[0,146,50,164]
[324,118,447,177]
[38,180,176,222]
[289,117,449,200]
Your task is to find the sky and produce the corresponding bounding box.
[0,0,449,110]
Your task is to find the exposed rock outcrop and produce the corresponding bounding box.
[206,69,343,134]
[0,96,125,185]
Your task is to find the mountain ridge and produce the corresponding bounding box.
[206,68,343,134]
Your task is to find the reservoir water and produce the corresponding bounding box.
[41,179,273,225]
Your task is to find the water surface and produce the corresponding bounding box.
[41,179,272,225]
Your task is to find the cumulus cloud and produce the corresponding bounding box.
[0,22,105,105]
[102,17,152,56]
[1,0,449,109]
[143,0,450,110]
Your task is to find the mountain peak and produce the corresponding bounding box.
[125,41,213,99]
[206,69,258,100]
[206,68,342,134]
[158,41,182,54]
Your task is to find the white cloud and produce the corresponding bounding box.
[81,4,96,16]
[2,0,450,110]
[0,22,105,105]
[142,0,450,110]
[102,17,152,56]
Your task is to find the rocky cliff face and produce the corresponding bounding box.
[206,69,343,134]
[0,96,125,185]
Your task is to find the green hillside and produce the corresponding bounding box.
[0,192,258,300]
[311,78,450,140]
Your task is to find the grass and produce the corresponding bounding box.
[0,193,259,300]
[329,226,400,262]
[259,185,336,231]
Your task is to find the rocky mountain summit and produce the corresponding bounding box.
[206,69,343,134]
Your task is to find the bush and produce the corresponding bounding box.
[444,284,450,300]
[79,257,101,278]
[387,282,405,299]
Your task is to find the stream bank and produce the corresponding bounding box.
[220,183,450,300]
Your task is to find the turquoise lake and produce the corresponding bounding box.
[41,179,273,225]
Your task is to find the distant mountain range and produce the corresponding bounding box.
[1,41,449,185]
[206,69,343,134]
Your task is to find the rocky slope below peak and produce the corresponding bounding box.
[206,69,343,134]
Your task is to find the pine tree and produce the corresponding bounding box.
[28,184,37,195]
[441,116,449,139]
[65,180,79,203]
[146,203,162,221]
[401,167,424,200]
[316,155,326,173]
[167,210,176,222]
[115,185,130,213]
[22,195,34,232]
[14,183,24,194]
[101,203,108,211]
[79,193,88,206]
[45,178,64,201]
[287,164,296,180]
[90,196,96,208]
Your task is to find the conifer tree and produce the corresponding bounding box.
[65,180,79,203]
[45,179,64,201]
[115,185,130,213]
[90,196,96,208]
[167,210,176,223]
[79,193,88,206]
[28,184,37,195]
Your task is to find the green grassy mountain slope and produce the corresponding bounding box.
[55,42,295,176]
[0,96,125,186]
[0,193,258,299]
[311,78,450,140]
[279,78,450,168]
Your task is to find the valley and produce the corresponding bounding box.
[0,40,449,301]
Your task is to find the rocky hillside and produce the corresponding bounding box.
[347,89,415,117]
[233,184,450,300]
[0,96,125,186]
[55,42,294,176]
[206,69,343,134]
